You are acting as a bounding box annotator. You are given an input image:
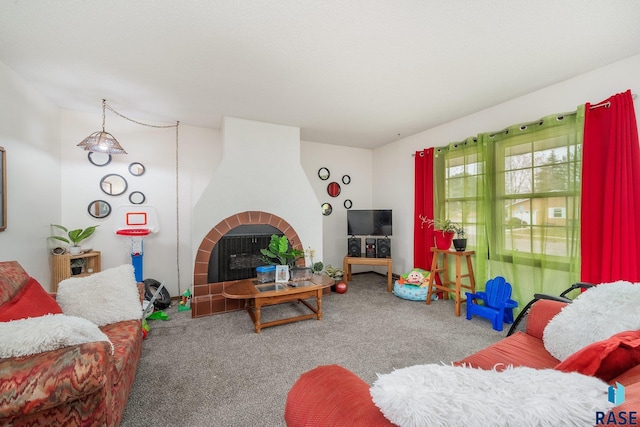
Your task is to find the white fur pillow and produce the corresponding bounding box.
[57,264,141,326]
[543,281,640,361]
[370,364,613,427]
[0,314,112,358]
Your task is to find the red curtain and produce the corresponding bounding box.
[414,148,435,269]
[581,90,640,283]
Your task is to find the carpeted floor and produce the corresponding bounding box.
[121,273,504,427]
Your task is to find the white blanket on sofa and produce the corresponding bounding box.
[370,364,613,427]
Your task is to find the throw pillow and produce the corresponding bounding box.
[554,329,640,382]
[370,364,613,427]
[57,264,141,326]
[0,313,112,358]
[543,281,640,361]
[0,277,62,322]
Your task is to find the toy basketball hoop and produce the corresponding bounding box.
[115,206,159,282]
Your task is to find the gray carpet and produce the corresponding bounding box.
[121,273,504,427]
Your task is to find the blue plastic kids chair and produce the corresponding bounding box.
[465,276,518,331]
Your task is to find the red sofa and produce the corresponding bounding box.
[0,261,142,426]
[285,298,640,426]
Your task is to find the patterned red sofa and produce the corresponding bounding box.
[285,297,640,426]
[0,261,142,427]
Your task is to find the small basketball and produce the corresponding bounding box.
[335,281,347,294]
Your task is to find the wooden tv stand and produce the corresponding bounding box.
[343,255,393,292]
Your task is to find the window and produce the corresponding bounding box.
[440,113,581,267]
[441,146,484,249]
[497,132,580,261]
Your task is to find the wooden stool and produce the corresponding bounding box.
[425,248,476,316]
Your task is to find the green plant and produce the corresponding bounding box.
[453,225,465,239]
[260,234,304,267]
[49,224,99,247]
[312,261,324,274]
[427,218,457,233]
[70,258,86,268]
[323,265,343,279]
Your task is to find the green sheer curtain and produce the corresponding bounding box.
[434,139,488,284]
[435,110,584,307]
[479,110,583,305]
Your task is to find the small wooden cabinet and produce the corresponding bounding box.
[51,250,101,292]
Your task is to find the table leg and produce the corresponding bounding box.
[316,289,323,320]
[387,259,393,292]
[425,253,439,305]
[254,301,262,333]
[455,257,462,317]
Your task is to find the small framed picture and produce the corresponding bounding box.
[275,265,289,283]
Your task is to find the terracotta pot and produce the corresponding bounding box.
[434,230,455,250]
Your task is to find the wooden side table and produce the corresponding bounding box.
[343,255,393,292]
[425,248,476,316]
[51,250,101,292]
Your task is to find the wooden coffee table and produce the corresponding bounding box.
[222,274,335,333]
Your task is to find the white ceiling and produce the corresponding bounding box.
[1,1,639,149]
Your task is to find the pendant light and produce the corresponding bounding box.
[77,99,127,154]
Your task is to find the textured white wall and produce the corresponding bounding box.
[0,61,61,286]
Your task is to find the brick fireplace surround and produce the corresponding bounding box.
[192,210,304,317]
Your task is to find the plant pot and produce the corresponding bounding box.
[71,266,83,275]
[453,238,468,252]
[69,246,82,255]
[434,231,455,250]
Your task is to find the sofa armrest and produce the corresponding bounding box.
[0,341,110,420]
[525,299,567,340]
[285,365,392,427]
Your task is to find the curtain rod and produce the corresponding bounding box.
[411,92,637,156]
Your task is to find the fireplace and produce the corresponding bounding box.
[209,224,280,282]
[192,211,304,317]
[190,117,323,317]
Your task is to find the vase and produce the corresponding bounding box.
[453,238,468,252]
[434,231,455,250]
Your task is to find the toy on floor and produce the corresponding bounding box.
[393,268,436,301]
[178,288,192,311]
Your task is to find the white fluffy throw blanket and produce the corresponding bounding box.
[543,281,640,361]
[57,264,142,326]
[0,314,112,358]
[370,364,613,427]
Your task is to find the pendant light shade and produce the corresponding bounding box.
[77,99,127,154]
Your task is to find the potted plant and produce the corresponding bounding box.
[49,224,99,255]
[260,234,305,282]
[70,258,86,275]
[427,219,457,250]
[452,225,467,252]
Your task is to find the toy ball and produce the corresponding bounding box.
[335,281,348,294]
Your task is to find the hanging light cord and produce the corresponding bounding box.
[103,100,182,293]
[104,101,178,129]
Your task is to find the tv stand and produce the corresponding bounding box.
[343,254,393,292]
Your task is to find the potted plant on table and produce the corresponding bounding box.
[49,224,99,255]
[70,258,86,275]
[452,225,467,252]
[260,234,305,282]
[427,219,458,250]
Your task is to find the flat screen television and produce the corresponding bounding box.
[347,209,392,236]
